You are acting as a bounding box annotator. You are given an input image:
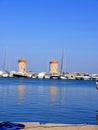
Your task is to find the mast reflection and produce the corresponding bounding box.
[49,86,66,106]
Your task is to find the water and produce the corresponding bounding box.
[0,78,98,124]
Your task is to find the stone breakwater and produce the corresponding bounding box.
[20,122,98,130]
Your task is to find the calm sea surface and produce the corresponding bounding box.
[0,78,98,124]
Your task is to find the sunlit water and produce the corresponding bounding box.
[0,78,98,124]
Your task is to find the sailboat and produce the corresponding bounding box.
[59,49,67,80]
[2,48,9,77]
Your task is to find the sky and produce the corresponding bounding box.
[0,0,98,73]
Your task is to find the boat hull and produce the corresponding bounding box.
[13,74,27,78]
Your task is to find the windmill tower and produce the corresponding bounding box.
[18,58,26,73]
[49,60,58,74]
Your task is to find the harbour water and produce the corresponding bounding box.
[0,78,98,125]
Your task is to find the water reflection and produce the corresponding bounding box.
[49,86,57,103]
[96,110,98,125]
[96,85,98,90]
[49,86,66,107]
[17,85,25,104]
[60,87,66,106]
[0,78,97,124]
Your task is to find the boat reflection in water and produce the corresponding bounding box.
[96,110,98,125]
[0,78,98,124]
[96,86,98,90]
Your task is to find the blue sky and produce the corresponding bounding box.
[0,0,98,73]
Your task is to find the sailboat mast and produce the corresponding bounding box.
[3,47,9,72]
[60,49,65,74]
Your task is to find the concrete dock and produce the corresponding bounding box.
[20,122,98,130]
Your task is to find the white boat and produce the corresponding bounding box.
[37,72,45,79]
[83,74,91,80]
[32,76,37,78]
[27,74,32,78]
[0,71,3,77]
[96,80,98,85]
[13,72,27,78]
[44,74,51,79]
[75,75,84,80]
[32,73,37,78]
[59,75,67,80]
[2,72,9,77]
[50,74,59,79]
[92,74,98,80]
